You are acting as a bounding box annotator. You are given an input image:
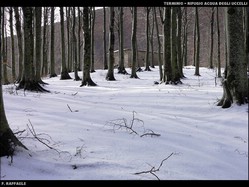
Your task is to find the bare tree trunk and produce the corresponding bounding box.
[194,7,200,76]
[171,7,181,84]
[193,8,196,67]
[209,7,214,69]
[42,7,48,76]
[77,7,82,71]
[154,7,162,81]
[216,7,221,78]
[60,7,72,80]
[72,7,81,81]
[103,7,108,70]
[13,8,23,83]
[90,7,96,73]
[34,7,45,84]
[0,8,28,156]
[176,7,184,78]
[9,7,16,82]
[117,7,128,74]
[218,7,248,108]
[163,7,172,84]
[17,7,48,92]
[2,8,9,85]
[66,7,72,73]
[80,7,96,86]
[106,7,116,81]
[50,7,57,78]
[182,7,188,67]
[149,10,155,69]
[144,7,151,71]
[130,7,139,79]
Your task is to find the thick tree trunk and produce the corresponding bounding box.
[0,8,27,157]
[218,7,248,108]
[162,7,172,84]
[177,7,184,78]
[80,7,96,86]
[106,7,116,81]
[17,7,49,92]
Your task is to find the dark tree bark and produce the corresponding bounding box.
[13,7,23,83]
[117,7,128,74]
[60,7,72,80]
[17,7,49,92]
[130,7,139,79]
[103,7,108,70]
[170,8,181,84]
[144,7,151,71]
[42,7,49,77]
[80,7,97,86]
[162,7,172,84]
[176,7,184,78]
[218,7,248,108]
[77,7,82,71]
[49,7,57,78]
[194,7,200,76]
[106,7,116,81]
[209,7,214,69]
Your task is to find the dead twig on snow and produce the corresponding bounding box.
[134,152,174,180]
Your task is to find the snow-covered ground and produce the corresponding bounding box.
[0,66,248,180]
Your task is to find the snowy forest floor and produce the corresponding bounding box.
[0,66,248,180]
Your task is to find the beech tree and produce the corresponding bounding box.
[13,7,23,83]
[49,7,57,78]
[0,7,27,157]
[217,7,248,108]
[80,7,97,86]
[130,7,139,79]
[60,7,72,80]
[106,7,116,81]
[117,7,128,74]
[9,7,16,81]
[17,7,48,92]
